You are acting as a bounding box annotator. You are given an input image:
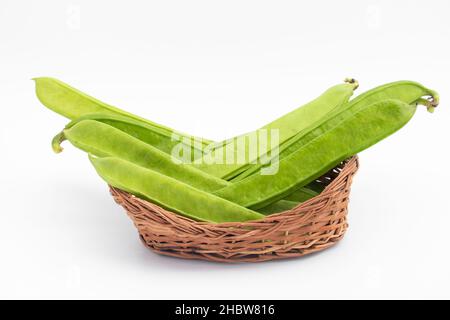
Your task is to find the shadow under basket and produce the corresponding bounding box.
[110,156,359,263]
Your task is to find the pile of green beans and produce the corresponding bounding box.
[36,77,439,222]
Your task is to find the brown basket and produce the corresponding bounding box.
[110,156,359,263]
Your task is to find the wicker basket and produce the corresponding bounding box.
[110,156,359,263]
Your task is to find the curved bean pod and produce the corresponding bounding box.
[214,99,424,209]
[258,200,299,215]
[54,120,228,192]
[89,156,265,223]
[35,77,356,172]
[196,79,359,180]
[54,119,319,208]
[57,113,205,160]
[40,77,327,197]
[34,77,213,146]
[233,81,439,181]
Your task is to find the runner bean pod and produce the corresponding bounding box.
[89,156,265,223]
[56,113,205,160]
[233,81,439,181]
[54,118,319,207]
[54,120,227,193]
[214,99,426,209]
[36,77,358,175]
[197,79,359,180]
[34,77,213,147]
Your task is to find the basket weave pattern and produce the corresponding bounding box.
[110,156,359,263]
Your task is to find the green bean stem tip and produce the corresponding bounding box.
[416,96,438,114]
[344,77,359,90]
[52,131,66,153]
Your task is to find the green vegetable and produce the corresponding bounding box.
[35,77,358,176]
[233,81,439,181]
[214,99,427,209]
[38,77,439,222]
[34,77,212,147]
[89,155,264,223]
[283,187,319,202]
[195,79,359,180]
[59,113,205,161]
[54,118,319,208]
[40,78,322,198]
[54,120,227,193]
[257,200,300,215]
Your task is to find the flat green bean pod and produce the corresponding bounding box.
[89,155,265,223]
[233,81,439,181]
[40,78,323,199]
[54,118,319,208]
[53,120,227,193]
[36,77,358,174]
[195,79,359,180]
[257,200,300,215]
[34,77,213,146]
[214,99,426,209]
[58,113,205,160]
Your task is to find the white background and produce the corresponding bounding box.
[1,0,449,299]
